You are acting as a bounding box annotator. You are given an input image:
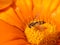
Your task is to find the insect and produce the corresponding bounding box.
[28,14,46,28]
[28,21,46,28]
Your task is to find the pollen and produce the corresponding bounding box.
[24,22,56,45]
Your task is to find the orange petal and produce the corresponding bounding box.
[0,0,13,10]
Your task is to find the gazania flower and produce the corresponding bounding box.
[0,0,60,45]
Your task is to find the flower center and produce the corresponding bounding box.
[24,21,56,45]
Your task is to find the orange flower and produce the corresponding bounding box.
[0,0,60,45]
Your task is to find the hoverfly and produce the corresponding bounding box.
[28,14,46,28]
[28,21,45,28]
